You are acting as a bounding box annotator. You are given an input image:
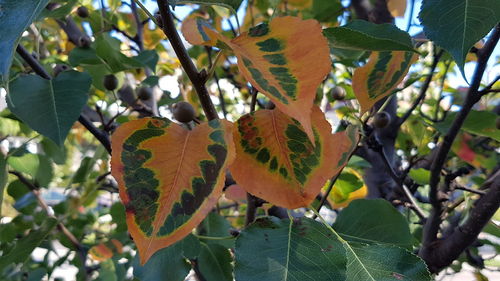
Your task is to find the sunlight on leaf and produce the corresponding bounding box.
[111,117,235,264]
[230,106,358,209]
[89,239,123,261]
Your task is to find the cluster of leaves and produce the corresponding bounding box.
[0,0,499,280]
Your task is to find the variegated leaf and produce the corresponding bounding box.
[111,118,235,264]
[89,239,123,262]
[181,16,331,142]
[353,51,416,114]
[230,107,358,209]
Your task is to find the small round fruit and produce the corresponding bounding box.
[173,102,196,123]
[53,64,70,77]
[78,35,91,48]
[77,6,89,18]
[103,74,118,91]
[373,111,391,128]
[265,100,275,109]
[330,86,346,101]
[137,87,153,100]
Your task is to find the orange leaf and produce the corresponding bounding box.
[353,51,416,114]
[182,16,332,142]
[230,107,359,209]
[387,0,407,18]
[89,239,123,262]
[111,118,235,264]
[224,184,247,203]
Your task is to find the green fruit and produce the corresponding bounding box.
[373,111,391,128]
[103,74,118,91]
[173,102,195,123]
[78,35,91,48]
[77,6,89,18]
[137,87,153,100]
[53,64,70,77]
[330,86,346,101]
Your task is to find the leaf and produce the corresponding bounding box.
[387,0,407,18]
[135,50,159,73]
[182,16,331,142]
[94,34,144,73]
[230,106,358,209]
[0,217,58,272]
[333,199,414,249]
[198,212,235,248]
[353,51,416,114]
[171,0,243,14]
[327,169,368,209]
[111,117,235,264]
[0,0,49,84]
[8,71,91,146]
[434,110,500,142]
[344,243,431,281]
[198,243,233,281]
[132,238,191,281]
[409,168,430,185]
[0,152,7,217]
[311,0,343,22]
[418,0,500,78]
[89,239,123,261]
[234,217,347,281]
[323,20,415,52]
[7,154,53,187]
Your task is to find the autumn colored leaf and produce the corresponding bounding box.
[451,132,490,168]
[353,51,416,114]
[182,16,332,142]
[111,117,235,264]
[387,0,407,18]
[224,184,247,203]
[89,239,123,261]
[326,169,368,209]
[230,106,359,209]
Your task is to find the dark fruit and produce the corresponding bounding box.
[103,74,118,91]
[78,35,91,48]
[53,64,70,77]
[77,6,89,18]
[137,87,153,100]
[330,86,346,101]
[118,85,136,106]
[265,100,275,109]
[373,111,391,128]
[173,102,196,123]
[496,117,500,130]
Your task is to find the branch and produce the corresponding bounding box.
[398,49,443,126]
[420,23,500,269]
[157,1,219,120]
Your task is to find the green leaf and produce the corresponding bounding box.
[198,213,235,248]
[7,71,91,146]
[0,217,58,271]
[97,259,118,281]
[333,199,414,249]
[95,34,144,73]
[40,0,78,19]
[434,110,500,141]
[0,152,7,217]
[7,154,53,187]
[235,217,347,281]
[170,0,243,14]
[344,243,431,281]
[409,168,431,185]
[198,243,233,281]
[41,138,67,165]
[311,0,343,22]
[132,238,190,281]
[181,234,201,259]
[323,20,416,52]
[418,0,500,78]
[0,0,49,84]
[135,50,159,73]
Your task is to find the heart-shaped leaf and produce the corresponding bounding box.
[230,106,358,209]
[353,51,416,114]
[0,0,49,84]
[111,118,235,264]
[418,0,500,79]
[7,71,91,146]
[182,16,332,142]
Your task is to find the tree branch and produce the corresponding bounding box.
[420,23,500,270]
[157,1,219,120]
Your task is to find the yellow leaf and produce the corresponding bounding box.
[387,0,407,18]
[89,239,123,261]
[111,118,235,264]
[230,106,359,209]
[353,51,417,114]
